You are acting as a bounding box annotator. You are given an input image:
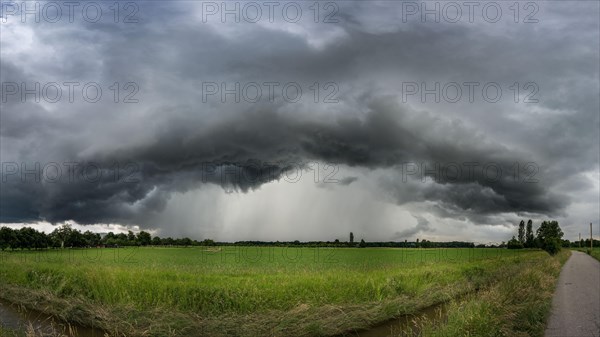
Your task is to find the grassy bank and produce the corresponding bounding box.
[0,247,548,336]
[589,248,600,261]
[413,250,570,337]
[573,247,600,261]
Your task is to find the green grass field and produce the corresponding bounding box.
[0,247,567,337]
[590,248,600,261]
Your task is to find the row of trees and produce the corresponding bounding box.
[0,226,481,251]
[0,225,213,250]
[2,223,589,252]
[507,220,565,254]
[516,220,536,248]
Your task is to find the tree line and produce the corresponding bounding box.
[0,225,479,251]
[505,220,589,255]
[0,225,211,250]
[2,222,592,252]
[233,239,477,248]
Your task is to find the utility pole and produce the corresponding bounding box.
[591,223,593,251]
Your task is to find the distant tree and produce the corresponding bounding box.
[536,220,564,255]
[525,220,534,248]
[127,231,137,245]
[116,233,128,246]
[349,232,354,244]
[359,239,366,248]
[507,236,523,249]
[15,227,44,250]
[51,224,73,249]
[518,220,525,244]
[66,229,85,248]
[0,227,17,250]
[17,227,34,250]
[422,239,436,248]
[82,231,101,247]
[102,232,115,244]
[35,229,48,249]
[137,231,152,246]
[151,236,162,246]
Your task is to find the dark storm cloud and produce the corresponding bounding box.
[0,1,597,231]
[0,96,570,224]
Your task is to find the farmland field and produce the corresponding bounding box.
[0,247,566,337]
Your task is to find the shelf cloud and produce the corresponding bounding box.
[1,1,598,242]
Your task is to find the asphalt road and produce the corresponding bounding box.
[545,251,600,337]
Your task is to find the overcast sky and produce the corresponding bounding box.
[0,1,598,243]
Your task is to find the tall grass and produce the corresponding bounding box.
[414,250,570,337]
[0,247,545,336]
[589,248,600,261]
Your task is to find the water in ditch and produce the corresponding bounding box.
[0,298,105,337]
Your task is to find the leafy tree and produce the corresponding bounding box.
[0,227,48,250]
[0,227,17,250]
[525,219,534,248]
[18,227,34,250]
[127,231,137,245]
[518,220,525,244]
[359,239,366,248]
[116,233,128,246]
[50,224,73,249]
[543,239,562,255]
[102,232,115,244]
[82,231,101,247]
[349,232,354,244]
[151,236,162,246]
[137,231,152,246]
[65,229,85,248]
[32,228,48,249]
[507,236,523,249]
[536,220,564,255]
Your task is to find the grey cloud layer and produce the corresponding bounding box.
[0,1,598,236]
